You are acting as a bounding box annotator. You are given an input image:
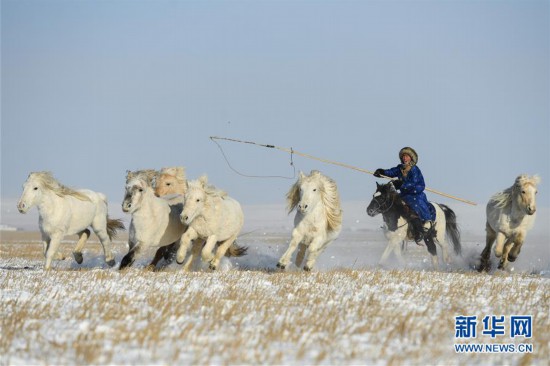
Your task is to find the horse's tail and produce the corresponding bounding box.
[106,217,125,240]
[225,241,248,257]
[439,204,461,255]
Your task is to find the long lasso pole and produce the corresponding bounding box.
[210,136,477,206]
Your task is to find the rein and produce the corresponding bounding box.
[370,192,396,215]
[371,192,409,231]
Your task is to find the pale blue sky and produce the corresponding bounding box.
[2,0,549,209]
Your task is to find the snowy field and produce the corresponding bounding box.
[1,201,549,365]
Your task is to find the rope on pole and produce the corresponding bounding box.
[210,136,477,206]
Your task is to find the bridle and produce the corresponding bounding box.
[369,190,396,215]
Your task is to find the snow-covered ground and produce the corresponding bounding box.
[1,200,549,364]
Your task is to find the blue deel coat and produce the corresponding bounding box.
[383,165,435,221]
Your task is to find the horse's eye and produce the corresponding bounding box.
[166,183,171,186]
[33,187,38,190]
[521,190,526,194]
[196,199,200,202]
[313,189,317,192]
[139,188,143,192]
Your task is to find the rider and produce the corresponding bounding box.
[373,147,435,243]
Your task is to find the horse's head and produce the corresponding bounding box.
[289,171,324,215]
[122,176,150,213]
[366,181,398,217]
[155,167,186,197]
[17,172,47,213]
[181,175,208,225]
[513,174,540,215]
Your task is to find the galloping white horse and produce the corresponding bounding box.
[276,170,343,271]
[479,174,540,272]
[366,181,461,269]
[17,172,124,269]
[120,174,186,269]
[176,176,244,270]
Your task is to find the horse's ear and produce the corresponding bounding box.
[299,171,306,180]
[376,182,381,188]
[176,167,185,180]
[126,170,134,179]
[136,178,147,189]
[311,170,321,177]
[532,174,541,186]
[199,175,208,187]
[388,182,397,192]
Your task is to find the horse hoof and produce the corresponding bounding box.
[276,263,285,270]
[73,252,83,264]
[303,266,311,272]
[107,259,116,267]
[508,255,517,262]
[209,263,217,271]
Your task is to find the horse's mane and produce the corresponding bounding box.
[29,172,91,201]
[160,166,186,182]
[189,176,227,199]
[126,169,158,187]
[490,174,541,209]
[287,170,342,232]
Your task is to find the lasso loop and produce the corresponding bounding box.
[211,137,295,179]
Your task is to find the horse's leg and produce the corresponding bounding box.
[438,233,451,265]
[163,241,180,264]
[146,245,169,271]
[493,232,507,258]
[379,240,396,266]
[508,233,525,263]
[41,232,50,258]
[304,237,331,271]
[72,229,90,265]
[424,234,438,270]
[498,239,514,270]
[44,233,64,270]
[91,220,116,267]
[176,229,198,265]
[479,223,497,272]
[119,244,141,270]
[294,243,307,268]
[183,239,204,271]
[432,217,449,265]
[210,235,237,270]
[277,230,303,269]
[201,235,218,265]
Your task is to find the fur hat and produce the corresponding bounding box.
[399,147,418,165]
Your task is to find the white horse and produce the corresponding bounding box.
[276,170,343,271]
[479,174,540,272]
[153,167,247,270]
[120,174,186,269]
[176,176,244,271]
[366,181,462,269]
[17,172,124,269]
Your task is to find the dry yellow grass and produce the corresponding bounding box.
[1,232,549,365]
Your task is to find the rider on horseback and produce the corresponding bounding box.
[374,147,435,243]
